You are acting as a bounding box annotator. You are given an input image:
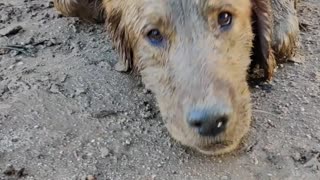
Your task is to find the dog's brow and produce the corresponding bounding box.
[205,3,234,14]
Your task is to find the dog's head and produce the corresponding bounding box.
[106,0,275,155]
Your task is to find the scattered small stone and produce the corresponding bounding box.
[0,84,9,95]
[49,84,61,94]
[304,154,320,171]
[292,152,302,161]
[16,61,24,66]
[74,87,87,96]
[288,81,297,87]
[69,24,79,33]
[140,111,153,119]
[25,37,35,45]
[220,175,229,180]
[98,61,112,70]
[143,88,151,94]
[267,119,276,128]
[86,175,96,180]
[31,12,38,18]
[47,1,54,8]
[306,134,312,139]
[57,74,69,83]
[125,139,131,145]
[46,38,57,47]
[0,13,9,22]
[114,60,129,72]
[34,125,40,129]
[310,72,320,82]
[100,147,110,157]
[0,48,10,55]
[10,50,20,57]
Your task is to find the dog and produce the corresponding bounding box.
[54,0,299,155]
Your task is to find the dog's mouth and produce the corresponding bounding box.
[195,140,234,155]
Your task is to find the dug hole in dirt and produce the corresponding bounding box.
[0,0,319,180]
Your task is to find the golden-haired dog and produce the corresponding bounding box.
[54,0,299,155]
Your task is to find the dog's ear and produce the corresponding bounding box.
[250,0,276,81]
[54,0,105,23]
[106,8,134,72]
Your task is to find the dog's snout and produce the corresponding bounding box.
[187,107,230,137]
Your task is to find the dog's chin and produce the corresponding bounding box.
[194,140,235,156]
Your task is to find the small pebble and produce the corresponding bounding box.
[86,175,96,180]
[220,175,229,180]
[292,152,301,161]
[49,84,60,94]
[100,147,110,157]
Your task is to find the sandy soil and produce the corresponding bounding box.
[0,0,319,180]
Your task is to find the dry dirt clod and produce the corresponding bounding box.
[0,25,23,37]
[303,154,320,171]
[3,165,16,176]
[16,168,27,178]
[3,165,27,178]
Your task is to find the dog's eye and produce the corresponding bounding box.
[146,29,163,46]
[218,12,232,28]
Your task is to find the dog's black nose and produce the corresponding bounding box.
[187,108,230,137]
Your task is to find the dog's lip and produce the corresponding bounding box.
[195,140,232,153]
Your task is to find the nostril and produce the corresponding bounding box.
[193,121,202,128]
[189,119,203,129]
[216,116,228,128]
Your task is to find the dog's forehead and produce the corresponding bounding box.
[141,0,252,22]
[142,0,251,13]
[137,0,252,36]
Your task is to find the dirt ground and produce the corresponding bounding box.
[0,0,319,179]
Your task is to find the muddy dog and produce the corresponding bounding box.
[54,0,299,155]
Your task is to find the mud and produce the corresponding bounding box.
[0,0,319,179]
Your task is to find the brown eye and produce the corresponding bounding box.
[218,12,232,28]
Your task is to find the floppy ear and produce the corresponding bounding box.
[106,8,134,72]
[54,0,105,23]
[250,0,276,81]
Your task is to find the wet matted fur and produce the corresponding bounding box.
[54,0,299,155]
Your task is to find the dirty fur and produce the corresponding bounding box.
[54,0,299,155]
[271,0,299,62]
[54,0,105,23]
